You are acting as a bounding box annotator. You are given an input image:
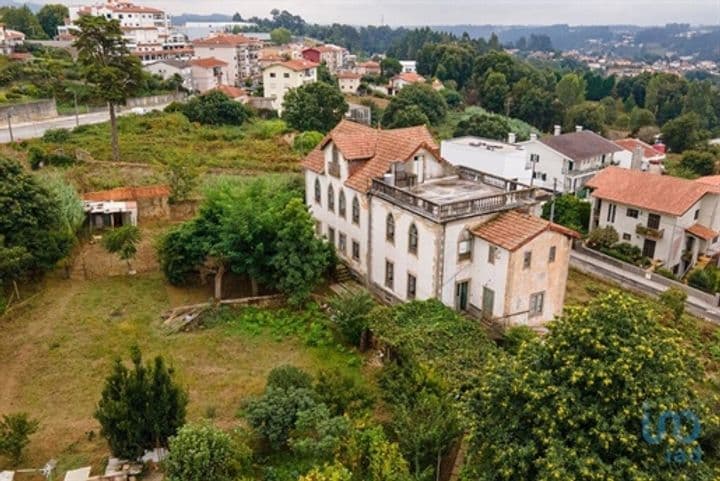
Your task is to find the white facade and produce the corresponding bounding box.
[190,60,229,93]
[399,60,417,73]
[144,60,192,90]
[193,34,263,84]
[263,62,317,114]
[441,136,532,184]
[337,74,361,94]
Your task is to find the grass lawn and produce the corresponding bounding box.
[0,273,365,475]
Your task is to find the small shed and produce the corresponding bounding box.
[82,185,171,224]
[83,200,138,231]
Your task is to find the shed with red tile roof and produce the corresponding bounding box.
[470,210,579,251]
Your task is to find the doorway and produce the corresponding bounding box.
[455,281,469,311]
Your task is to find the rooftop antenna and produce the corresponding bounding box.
[380,14,384,26]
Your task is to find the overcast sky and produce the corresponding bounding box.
[56,0,720,26]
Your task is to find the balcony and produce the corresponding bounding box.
[328,161,341,178]
[636,224,664,240]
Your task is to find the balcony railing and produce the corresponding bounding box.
[636,224,664,240]
[370,178,537,223]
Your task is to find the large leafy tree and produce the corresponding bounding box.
[480,70,509,114]
[382,83,447,128]
[454,112,512,141]
[283,82,348,133]
[95,346,188,459]
[541,194,591,233]
[36,4,69,38]
[662,112,703,153]
[74,15,143,161]
[1,5,47,39]
[563,101,607,135]
[555,72,586,110]
[465,291,718,481]
[0,158,76,286]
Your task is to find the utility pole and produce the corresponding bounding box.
[550,178,557,222]
[7,108,14,142]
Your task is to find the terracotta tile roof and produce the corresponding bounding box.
[337,71,361,79]
[193,34,259,46]
[695,175,720,187]
[83,185,170,202]
[393,72,425,83]
[358,61,380,69]
[302,120,439,193]
[190,57,227,69]
[614,138,666,159]
[686,223,718,241]
[212,85,247,98]
[540,130,622,161]
[269,59,319,71]
[470,211,580,251]
[586,166,720,216]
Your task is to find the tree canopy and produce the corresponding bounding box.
[382,83,447,128]
[36,4,68,38]
[283,82,348,133]
[175,91,252,126]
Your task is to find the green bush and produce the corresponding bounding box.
[0,413,39,466]
[587,226,619,250]
[688,267,718,293]
[42,127,71,143]
[501,325,538,355]
[28,146,76,169]
[314,369,374,416]
[293,131,324,155]
[245,386,319,449]
[328,291,375,346]
[267,365,314,391]
[600,242,643,264]
[658,287,687,322]
[655,267,676,280]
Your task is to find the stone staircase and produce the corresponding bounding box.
[334,264,354,283]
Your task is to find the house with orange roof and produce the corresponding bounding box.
[337,71,362,94]
[586,166,720,276]
[303,119,579,327]
[613,138,666,173]
[0,24,24,55]
[193,33,263,83]
[389,72,426,95]
[82,185,171,230]
[302,44,346,72]
[190,57,229,93]
[262,59,319,114]
[356,61,381,76]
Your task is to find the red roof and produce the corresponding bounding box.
[83,185,170,202]
[695,175,720,187]
[586,166,719,216]
[268,59,319,71]
[303,120,439,193]
[686,223,718,241]
[190,57,227,69]
[337,71,361,79]
[212,85,247,98]
[193,34,259,46]
[358,61,380,68]
[393,72,425,84]
[471,211,580,251]
[614,138,666,159]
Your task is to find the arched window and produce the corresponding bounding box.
[352,197,360,225]
[386,214,395,243]
[314,178,321,204]
[458,229,472,261]
[328,184,335,212]
[408,223,418,254]
[338,190,346,218]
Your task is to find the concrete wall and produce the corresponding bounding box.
[125,92,187,108]
[0,99,57,122]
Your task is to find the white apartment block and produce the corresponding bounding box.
[303,120,579,327]
[337,71,361,94]
[193,33,263,84]
[525,127,623,194]
[262,60,318,114]
[587,167,720,277]
[440,134,532,185]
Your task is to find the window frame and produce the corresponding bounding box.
[314,178,321,204]
[488,245,497,265]
[327,184,335,212]
[523,251,532,269]
[338,232,347,254]
[338,190,346,218]
[352,197,360,225]
[407,273,417,300]
[458,230,472,261]
[385,260,394,290]
[529,291,545,317]
[351,240,360,261]
[548,245,556,263]
[626,208,639,219]
[408,223,418,255]
[386,213,395,244]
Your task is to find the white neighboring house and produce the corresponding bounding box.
[587,166,720,277]
[190,57,229,93]
[0,24,25,55]
[399,60,417,73]
[388,72,425,96]
[337,71,362,94]
[192,33,263,84]
[525,127,623,194]
[613,138,667,173]
[302,120,578,328]
[262,60,318,114]
[144,59,193,90]
[440,134,531,184]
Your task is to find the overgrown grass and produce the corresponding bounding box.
[26,112,301,172]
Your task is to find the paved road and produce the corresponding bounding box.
[0,103,171,143]
[570,249,720,324]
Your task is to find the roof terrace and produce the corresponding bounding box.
[370,166,538,223]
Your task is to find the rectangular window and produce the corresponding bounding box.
[607,203,616,223]
[523,251,532,269]
[647,213,661,230]
[385,260,394,290]
[626,208,639,218]
[548,246,556,263]
[338,233,347,254]
[407,273,416,299]
[328,227,335,246]
[283,72,290,78]
[488,245,497,265]
[458,239,472,261]
[352,240,360,261]
[269,72,276,78]
[622,233,631,241]
[695,209,700,220]
[529,291,545,317]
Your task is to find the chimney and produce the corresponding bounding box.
[508,132,516,144]
[575,125,583,132]
[553,125,561,136]
[530,133,538,141]
[630,145,643,171]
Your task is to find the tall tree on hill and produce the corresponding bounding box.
[37,4,69,39]
[1,5,47,39]
[74,15,142,162]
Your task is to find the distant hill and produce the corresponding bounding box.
[171,13,234,25]
[0,0,43,11]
